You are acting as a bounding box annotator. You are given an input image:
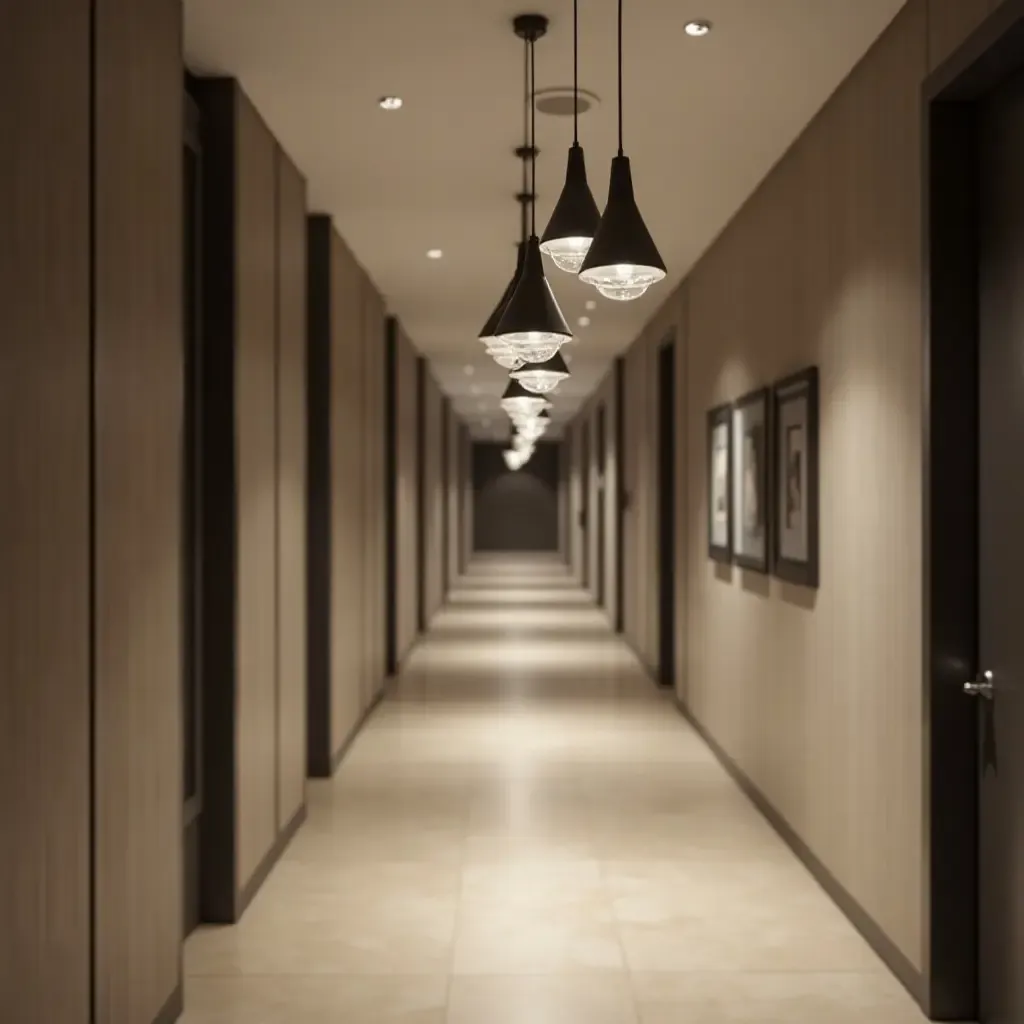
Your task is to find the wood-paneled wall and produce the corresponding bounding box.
[605,0,1005,997]
[307,219,388,772]
[94,1,184,1020]
[275,151,308,831]
[575,371,623,626]
[394,323,421,662]
[4,1,186,1019]
[422,374,447,622]
[192,77,308,920]
[0,3,91,1020]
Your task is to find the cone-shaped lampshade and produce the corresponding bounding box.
[479,242,526,341]
[510,350,570,394]
[540,144,601,273]
[494,236,572,360]
[579,155,666,302]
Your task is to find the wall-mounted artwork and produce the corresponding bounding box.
[707,403,732,562]
[732,388,770,573]
[772,367,819,588]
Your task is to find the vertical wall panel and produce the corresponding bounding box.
[94,0,184,1020]
[423,375,446,620]
[446,404,462,588]
[275,149,307,830]
[0,3,91,1020]
[233,93,280,892]
[329,232,366,751]
[361,276,387,708]
[394,327,421,660]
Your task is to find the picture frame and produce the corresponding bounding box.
[731,387,771,573]
[771,367,819,588]
[706,403,732,562]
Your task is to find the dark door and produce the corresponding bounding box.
[580,421,590,588]
[182,93,204,936]
[975,68,1024,1024]
[595,405,606,608]
[657,338,676,687]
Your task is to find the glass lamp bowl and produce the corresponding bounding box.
[578,262,666,302]
[539,236,592,274]
[487,346,525,371]
[505,334,564,363]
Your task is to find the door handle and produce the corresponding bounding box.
[964,670,994,700]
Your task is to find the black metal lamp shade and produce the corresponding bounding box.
[494,236,572,359]
[540,144,601,273]
[510,349,571,394]
[479,242,527,341]
[579,155,666,301]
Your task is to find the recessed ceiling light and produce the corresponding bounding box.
[684,19,712,37]
[470,384,481,395]
[578,316,591,327]
[379,95,403,110]
[585,299,597,310]
[464,364,475,376]
[426,248,443,259]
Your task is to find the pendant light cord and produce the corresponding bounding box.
[573,0,579,145]
[617,0,624,156]
[521,35,529,243]
[529,35,537,235]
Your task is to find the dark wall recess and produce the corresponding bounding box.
[472,441,561,552]
[306,215,332,776]
[384,317,399,676]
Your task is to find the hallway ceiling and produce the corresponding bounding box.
[184,0,906,437]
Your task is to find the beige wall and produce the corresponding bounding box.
[422,373,447,622]
[1,1,185,1019]
[606,0,1001,985]
[394,324,421,661]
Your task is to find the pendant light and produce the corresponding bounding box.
[510,349,570,394]
[578,0,666,301]
[540,0,600,273]
[487,344,525,371]
[501,376,549,420]
[495,15,572,361]
[504,448,526,471]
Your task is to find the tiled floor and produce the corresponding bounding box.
[182,554,926,1022]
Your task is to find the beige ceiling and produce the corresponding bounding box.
[184,0,906,438]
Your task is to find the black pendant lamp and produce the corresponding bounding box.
[510,349,571,394]
[501,376,549,419]
[578,0,666,302]
[495,15,572,363]
[540,0,600,273]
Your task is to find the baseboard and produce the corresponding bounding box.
[329,685,386,774]
[236,801,307,919]
[672,695,926,1010]
[623,634,660,682]
[153,980,184,1024]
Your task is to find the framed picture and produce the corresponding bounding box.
[772,367,819,588]
[706,403,732,562]
[732,388,770,573]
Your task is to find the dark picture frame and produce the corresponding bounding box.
[706,403,732,563]
[732,387,771,573]
[771,367,819,588]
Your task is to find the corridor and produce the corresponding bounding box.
[182,556,925,1023]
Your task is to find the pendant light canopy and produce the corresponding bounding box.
[496,15,572,357]
[578,0,666,301]
[540,0,600,273]
[510,349,570,394]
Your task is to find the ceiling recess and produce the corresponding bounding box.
[535,86,600,117]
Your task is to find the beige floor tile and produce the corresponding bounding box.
[182,974,448,1023]
[633,971,927,1023]
[181,556,919,1019]
[447,974,638,1023]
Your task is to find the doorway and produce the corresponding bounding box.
[579,420,590,589]
[182,91,204,937]
[925,6,1024,1019]
[595,405,606,609]
[656,336,676,688]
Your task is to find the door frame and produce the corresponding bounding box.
[656,333,676,689]
[580,420,590,589]
[922,4,1024,1018]
[614,358,626,633]
[595,404,607,609]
